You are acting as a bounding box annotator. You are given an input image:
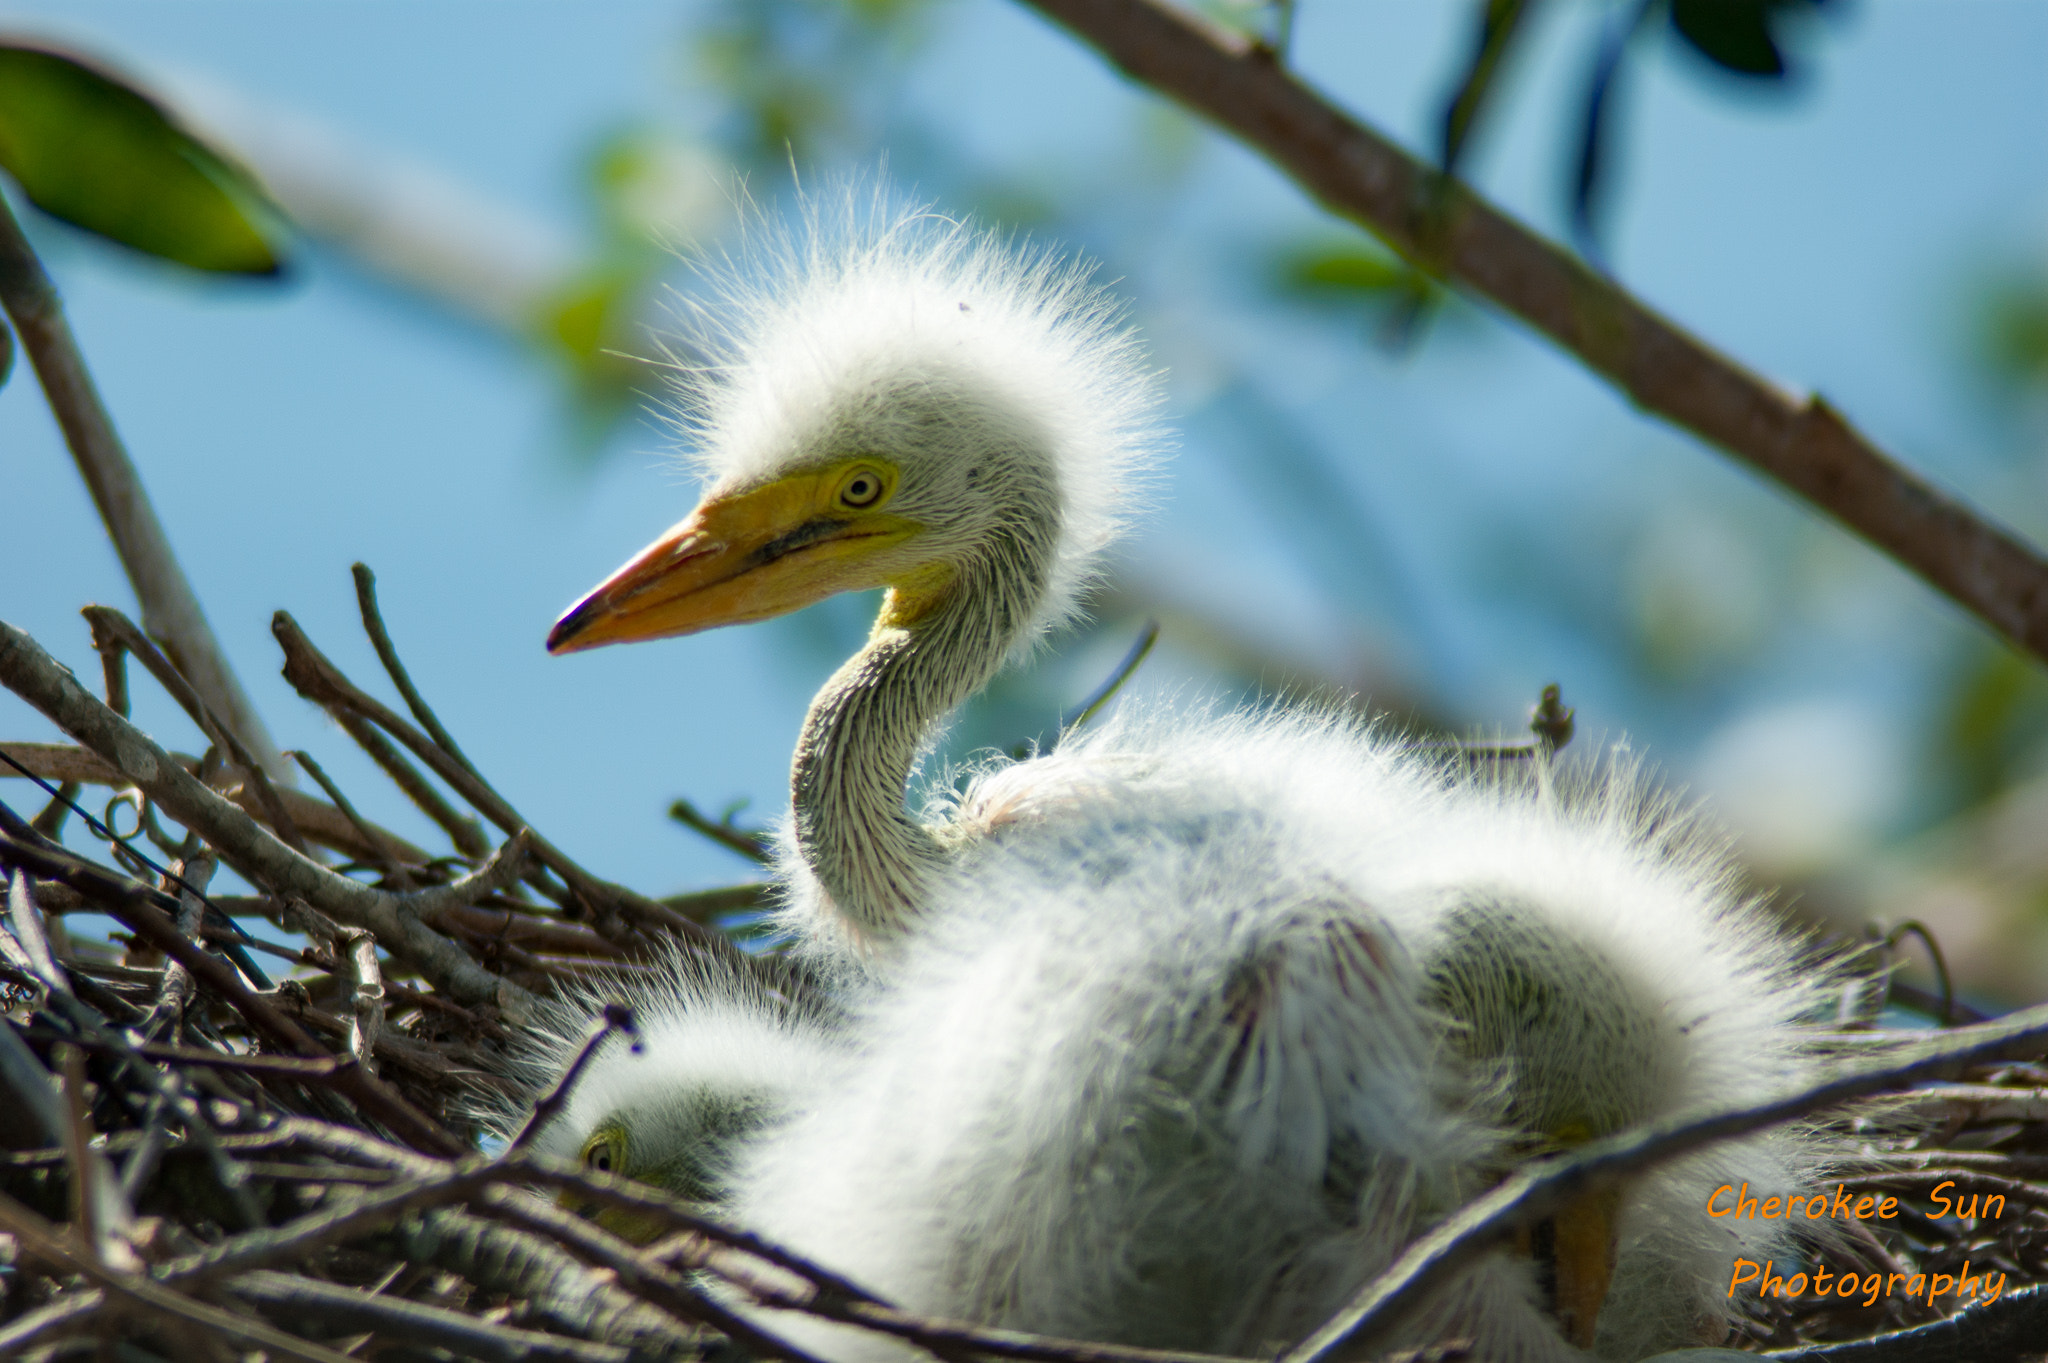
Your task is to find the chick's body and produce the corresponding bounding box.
[732,710,1827,1363]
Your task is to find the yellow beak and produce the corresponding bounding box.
[547,473,919,655]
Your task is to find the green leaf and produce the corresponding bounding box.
[1275,246,1412,297]
[0,43,284,274]
[0,319,12,389]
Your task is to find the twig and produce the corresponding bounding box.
[508,1002,640,1153]
[0,740,434,864]
[0,1189,361,1363]
[273,609,768,960]
[327,712,491,859]
[0,824,464,1156]
[344,930,385,1076]
[661,882,770,920]
[1879,920,1954,1028]
[0,616,540,1018]
[1021,0,2048,669]
[0,190,286,779]
[289,749,415,888]
[84,605,309,855]
[162,1156,512,1284]
[478,1189,829,1363]
[0,755,275,990]
[222,1271,637,1363]
[1281,997,2048,1363]
[667,798,773,865]
[352,562,487,787]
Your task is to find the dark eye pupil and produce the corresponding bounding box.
[593,1149,611,1170]
[845,475,877,505]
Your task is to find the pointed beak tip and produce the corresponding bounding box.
[546,602,599,656]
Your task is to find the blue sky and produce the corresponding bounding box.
[3,1,2045,906]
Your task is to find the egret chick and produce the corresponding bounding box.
[545,197,1840,1360]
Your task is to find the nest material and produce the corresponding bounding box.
[0,584,2045,1363]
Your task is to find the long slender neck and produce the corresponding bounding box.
[790,518,1056,941]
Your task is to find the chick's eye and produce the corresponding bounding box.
[839,469,884,508]
[583,1135,620,1174]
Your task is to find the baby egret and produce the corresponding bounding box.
[545,200,1836,1360]
[513,959,840,1239]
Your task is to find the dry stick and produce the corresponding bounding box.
[0,192,287,780]
[0,741,434,864]
[290,749,415,888]
[1022,0,2048,667]
[7,871,264,1224]
[85,605,309,855]
[273,609,751,957]
[0,1291,103,1357]
[163,1157,512,1285]
[0,615,540,1021]
[330,711,492,859]
[394,1205,707,1356]
[352,562,485,787]
[0,827,463,1156]
[669,798,774,864]
[663,881,769,921]
[344,929,385,1075]
[479,1190,832,1363]
[222,1271,637,1363]
[507,1002,640,1153]
[0,1191,363,1363]
[1281,998,2048,1363]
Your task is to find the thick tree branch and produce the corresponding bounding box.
[1021,0,2048,666]
[0,191,289,779]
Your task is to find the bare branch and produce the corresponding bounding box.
[273,608,772,961]
[84,605,309,854]
[0,823,464,1156]
[1021,0,2048,668]
[223,1270,638,1363]
[508,1002,639,1153]
[0,740,433,864]
[352,562,486,785]
[0,616,539,1021]
[0,192,287,779]
[0,1188,362,1363]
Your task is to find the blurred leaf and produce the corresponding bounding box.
[0,319,12,389]
[534,260,658,455]
[1274,242,1412,298]
[1669,0,1834,80]
[1981,279,2048,389]
[1567,0,1656,260]
[1934,640,2048,816]
[1440,0,1542,175]
[0,43,284,274]
[1671,0,1785,76]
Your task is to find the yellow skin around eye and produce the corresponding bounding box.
[580,1128,626,1175]
[836,462,893,509]
[563,1127,664,1244]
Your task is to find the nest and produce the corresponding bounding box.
[2,574,2047,1363]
